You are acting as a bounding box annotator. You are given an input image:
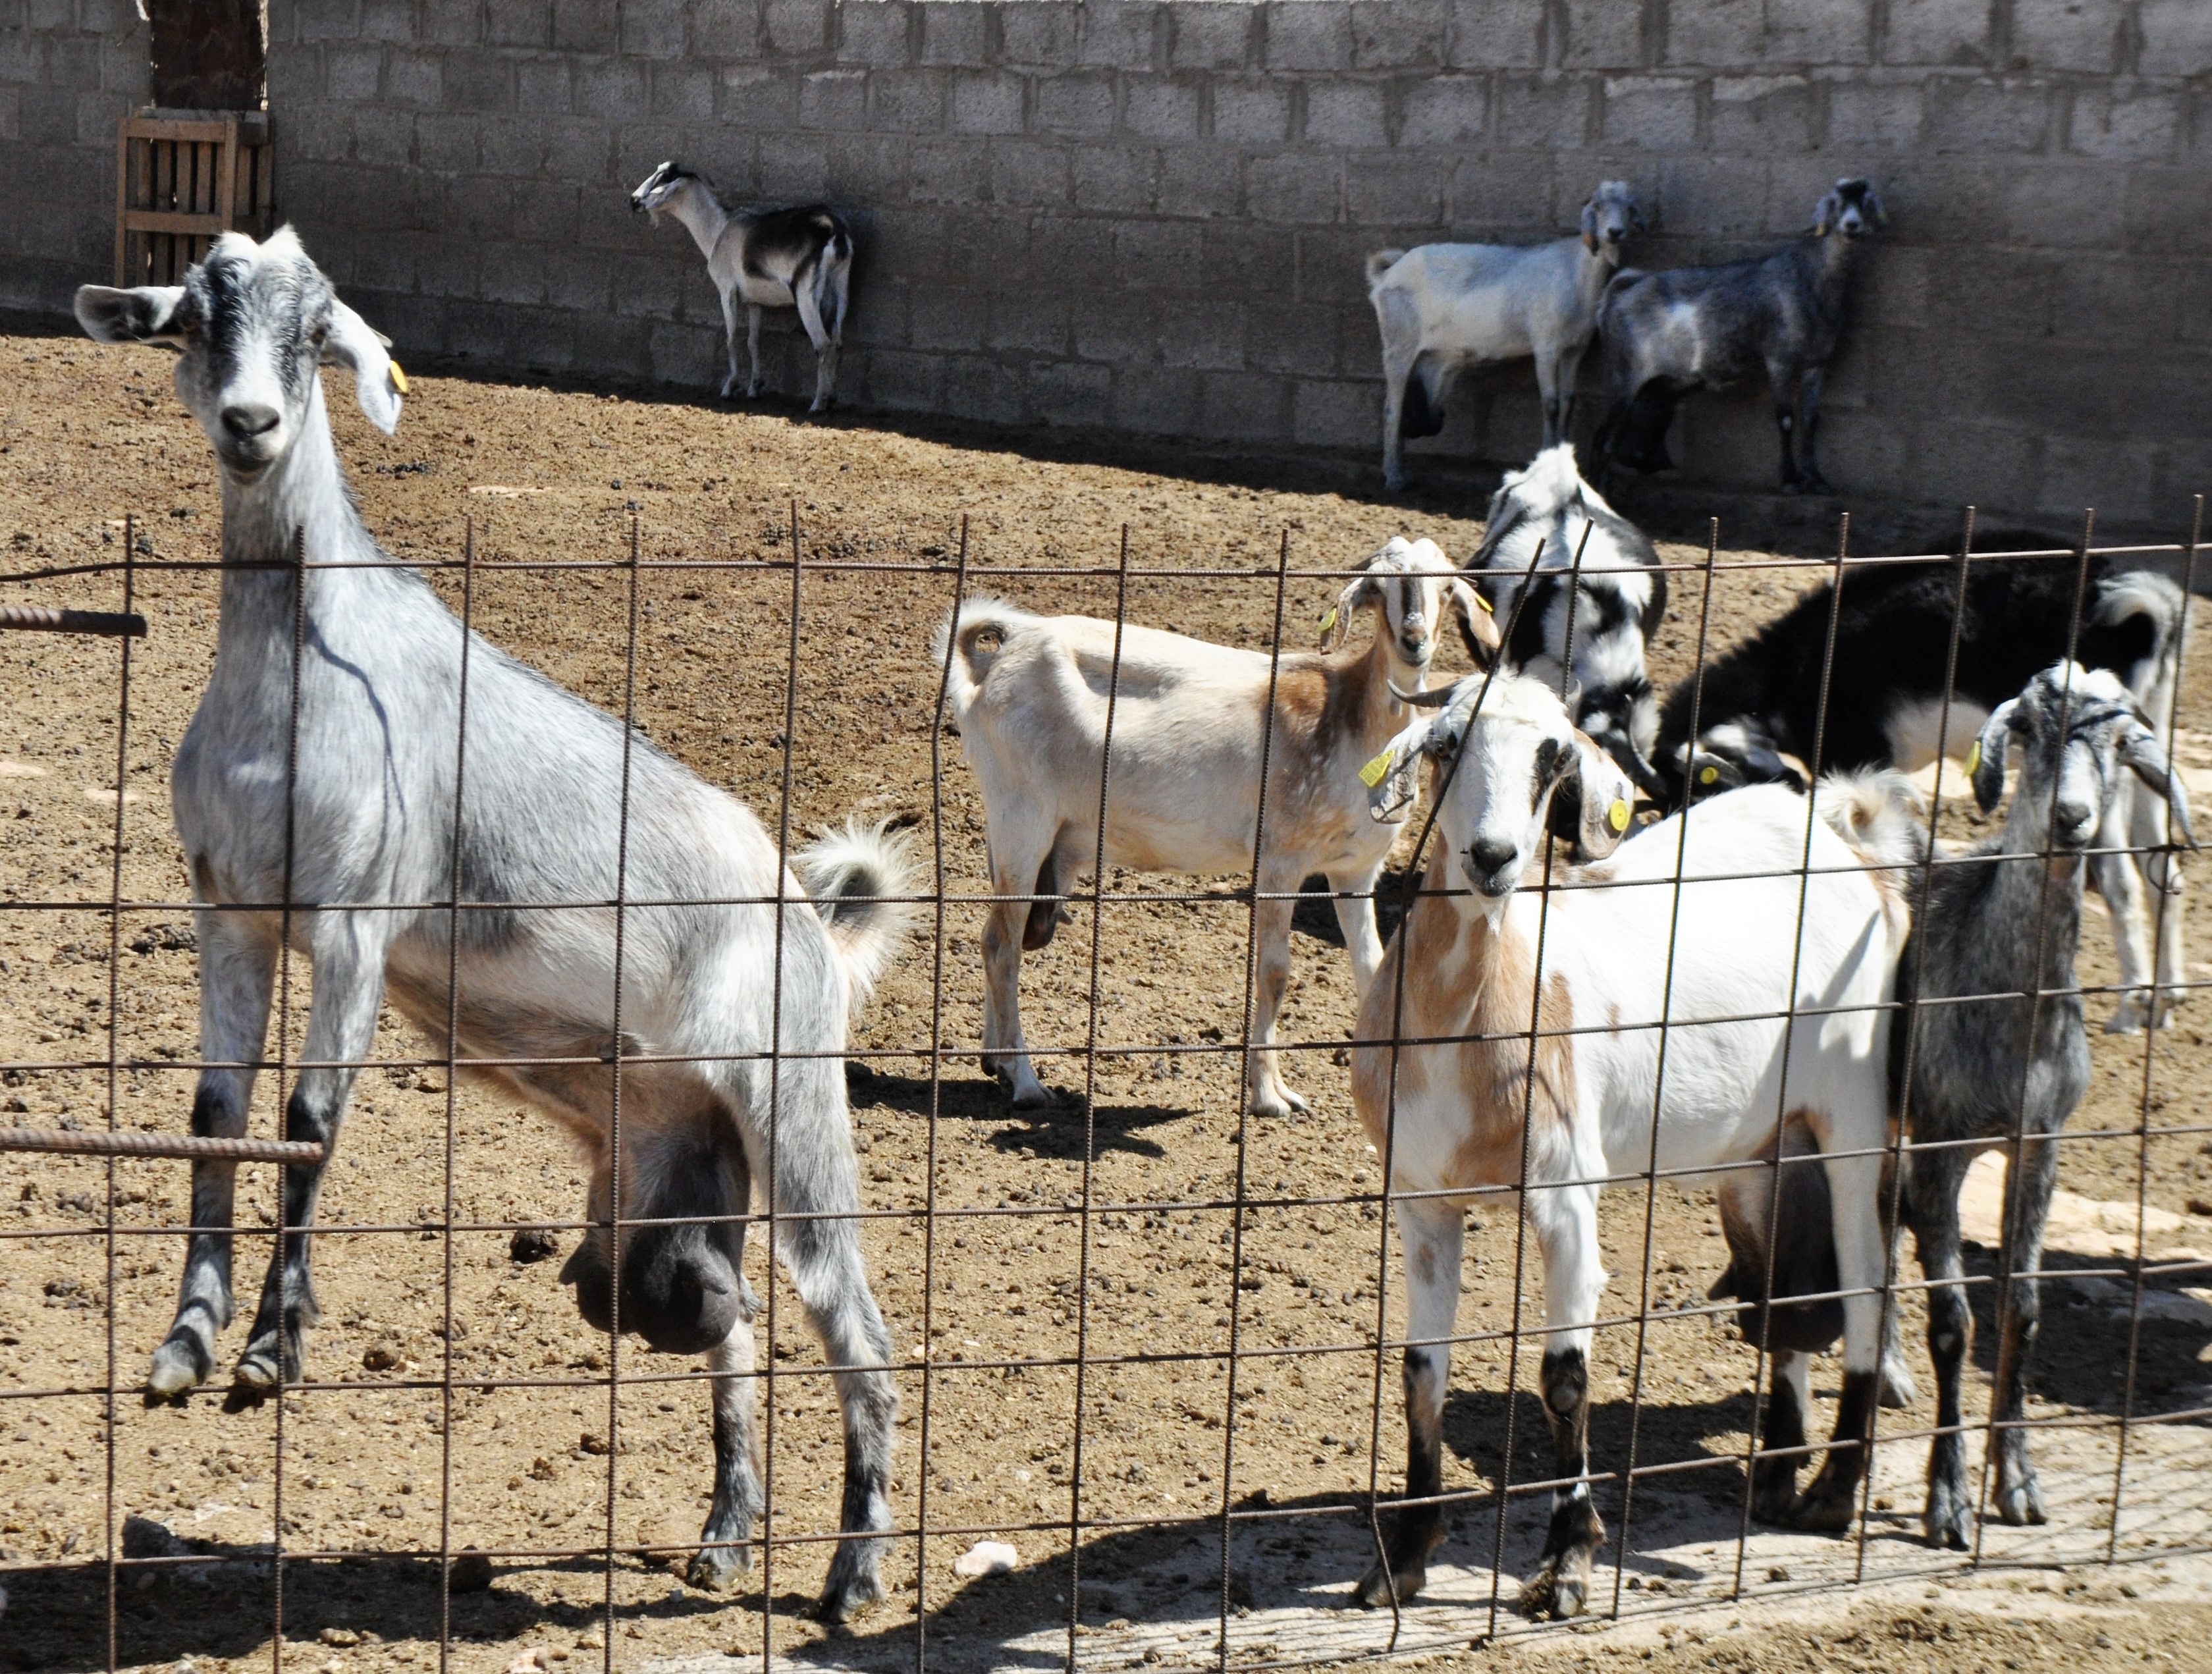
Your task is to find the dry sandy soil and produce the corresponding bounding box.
[2,330,2210,1674]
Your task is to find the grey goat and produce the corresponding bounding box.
[1597,178,1883,494]
[1717,663,2192,1549]
[1367,180,1643,490]
[75,228,911,1619]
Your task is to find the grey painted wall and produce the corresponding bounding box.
[7,3,2211,528]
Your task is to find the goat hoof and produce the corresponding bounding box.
[1785,1486,1858,1534]
[1521,1561,1587,1621]
[1249,1087,1310,1120]
[1923,1484,1974,1550]
[688,1543,751,1593]
[1351,1559,1424,1609]
[147,1334,215,1398]
[232,1349,284,1393]
[2105,996,2151,1035]
[1879,1355,1919,1411]
[816,1568,886,1624]
[1994,1474,2045,1527]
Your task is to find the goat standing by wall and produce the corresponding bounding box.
[1347,673,1917,1615]
[631,161,853,414]
[1657,553,2187,1031]
[1367,181,1644,491]
[938,539,1500,1117]
[1467,443,1670,798]
[75,229,907,1617]
[1598,178,1883,494]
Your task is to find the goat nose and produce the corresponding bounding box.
[1470,837,1517,876]
[221,403,281,439]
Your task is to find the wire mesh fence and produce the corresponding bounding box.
[4,501,2211,1674]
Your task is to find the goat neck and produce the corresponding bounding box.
[1332,604,1436,739]
[1571,232,1623,314]
[658,176,734,264]
[214,373,367,639]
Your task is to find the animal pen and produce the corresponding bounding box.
[4,505,2212,1674]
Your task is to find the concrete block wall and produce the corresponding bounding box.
[0,0,146,311]
[7,3,2210,527]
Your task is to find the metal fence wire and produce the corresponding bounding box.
[4,504,2211,1674]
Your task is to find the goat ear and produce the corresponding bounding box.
[320,298,404,435]
[1864,186,1889,226]
[1321,574,1377,652]
[75,284,190,346]
[1630,202,1650,234]
[2119,722,2197,849]
[1359,714,1434,825]
[1812,189,1841,237]
[1970,699,2018,814]
[1580,198,1600,253]
[1447,577,1501,666]
[1568,729,1638,861]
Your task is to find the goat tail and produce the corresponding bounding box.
[931,595,1033,725]
[1364,248,1407,294]
[796,815,921,1010]
[2095,568,2186,721]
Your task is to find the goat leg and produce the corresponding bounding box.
[1989,1132,2057,1527]
[1785,1364,1878,1532]
[1910,1147,1976,1549]
[1522,1345,1603,1619]
[1750,1350,1810,1525]
[1794,367,1831,495]
[745,306,764,400]
[691,1309,764,1592]
[718,291,742,400]
[1355,1200,1461,1608]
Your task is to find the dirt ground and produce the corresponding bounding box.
[3,331,2211,1674]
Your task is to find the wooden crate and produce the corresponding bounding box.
[115,110,274,286]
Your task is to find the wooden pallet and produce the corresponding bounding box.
[114,109,274,286]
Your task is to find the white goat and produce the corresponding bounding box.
[938,538,1501,1118]
[76,228,908,1619]
[1367,180,1644,491]
[1470,443,1670,799]
[1347,672,1915,1617]
[630,160,853,413]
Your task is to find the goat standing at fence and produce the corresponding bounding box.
[1719,663,2192,1550]
[938,538,1500,1117]
[630,161,853,414]
[1597,178,1883,494]
[1366,181,1644,491]
[1658,553,2186,1032]
[1348,674,1916,1615]
[1467,443,1669,799]
[75,229,909,1618]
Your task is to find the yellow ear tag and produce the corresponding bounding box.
[1475,592,1494,612]
[1318,606,1338,634]
[389,361,409,395]
[1607,798,1631,833]
[1965,739,1982,777]
[1698,765,1719,786]
[1359,749,1395,789]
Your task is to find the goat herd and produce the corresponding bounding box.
[61,215,2192,1630]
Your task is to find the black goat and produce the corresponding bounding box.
[1597,178,1883,494]
[1654,547,2187,1031]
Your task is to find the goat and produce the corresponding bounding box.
[938,538,1501,1118]
[75,229,909,1619]
[1347,672,1916,1615]
[1467,443,1670,799]
[1597,178,1883,494]
[1367,180,1644,491]
[630,160,853,414]
[1657,551,2188,1033]
[1714,663,2193,1549]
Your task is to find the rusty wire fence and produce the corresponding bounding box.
[4,503,2212,1674]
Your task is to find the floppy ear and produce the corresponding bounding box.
[1567,730,1638,861]
[1812,188,1843,237]
[1863,186,1888,226]
[1630,200,1649,234]
[1970,698,2019,815]
[75,284,190,346]
[1320,573,1379,653]
[320,298,404,434]
[1447,576,1501,666]
[2119,722,2196,849]
[1579,198,1600,253]
[1360,712,1438,824]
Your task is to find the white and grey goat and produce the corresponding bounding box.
[1598,178,1883,493]
[1348,673,1916,1615]
[938,539,1501,1118]
[1367,180,1644,491]
[631,160,853,413]
[76,229,908,1619]
[1468,443,1669,799]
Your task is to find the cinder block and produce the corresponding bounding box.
[1293,377,1378,449]
[1072,144,1158,213]
[326,45,381,102]
[1212,78,1289,144]
[762,0,830,58]
[869,68,946,134]
[949,71,1025,136]
[1029,357,1114,426]
[479,241,551,306]
[2005,160,2124,248]
[1445,0,1546,71]
[1555,0,1642,71]
[477,118,549,176]
[291,105,356,162]
[863,347,947,414]
[1001,2,1079,67]
[508,308,578,373]
[1708,74,1812,153]
[1112,217,1201,282]
[1293,227,1382,306]
[1077,0,1160,71]
[1600,74,1696,150]
[351,104,414,166]
[516,59,573,115]
[1170,3,1254,71]
[2140,0,2212,76]
[1110,366,1201,433]
[1073,301,1164,366]
[1264,2,1353,72]
[296,0,361,43]
[1661,0,1765,70]
[1762,0,1873,66]
[649,317,721,387]
[1823,78,1921,149]
[419,0,481,50]
[2050,254,2183,350]
[759,130,833,195]
[1924,76,2054,155]
[542,246,614,312]
[2011,0,2123,74]
[551,0,618,54]
[1399,74,1490,148]
[1351,0,1446,71]
[801,68,869,130]
[989,292,1073,354]
[576,57,649,120]
[720,65,801,129]
[1157,146,1243,218]
[826,132,907,200]
[1036,70,1116,136]
[988,138,1072,207]
[941,354,1026,423]
[1123,75,1202,141]
[1648,153,1771,238]
[650,61,717,121]
[620,0,687,57]
[2036,432,2155,526]
[1199,369,1289,441]
[1200,222,1297,292]
[847,276,909,348]
[836,0,911,65]
[918,1,988,67]
[358,0,414,45]
[445,53,514,114]
[693,0,761,58]
[414,113,478,172]
[909,285,990,352]
[2066,84,2181,163]
[1304,80,1387,148]
[384,49,441,106]
[909,138,989,203]
[416,236,486,299]
[1345,154,1443,225]
[1244,300,1339,377]
[483,0,547,49]
[1247,151,1339,223]
[1030,215,1114,277]
[1496,72,1597,149]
